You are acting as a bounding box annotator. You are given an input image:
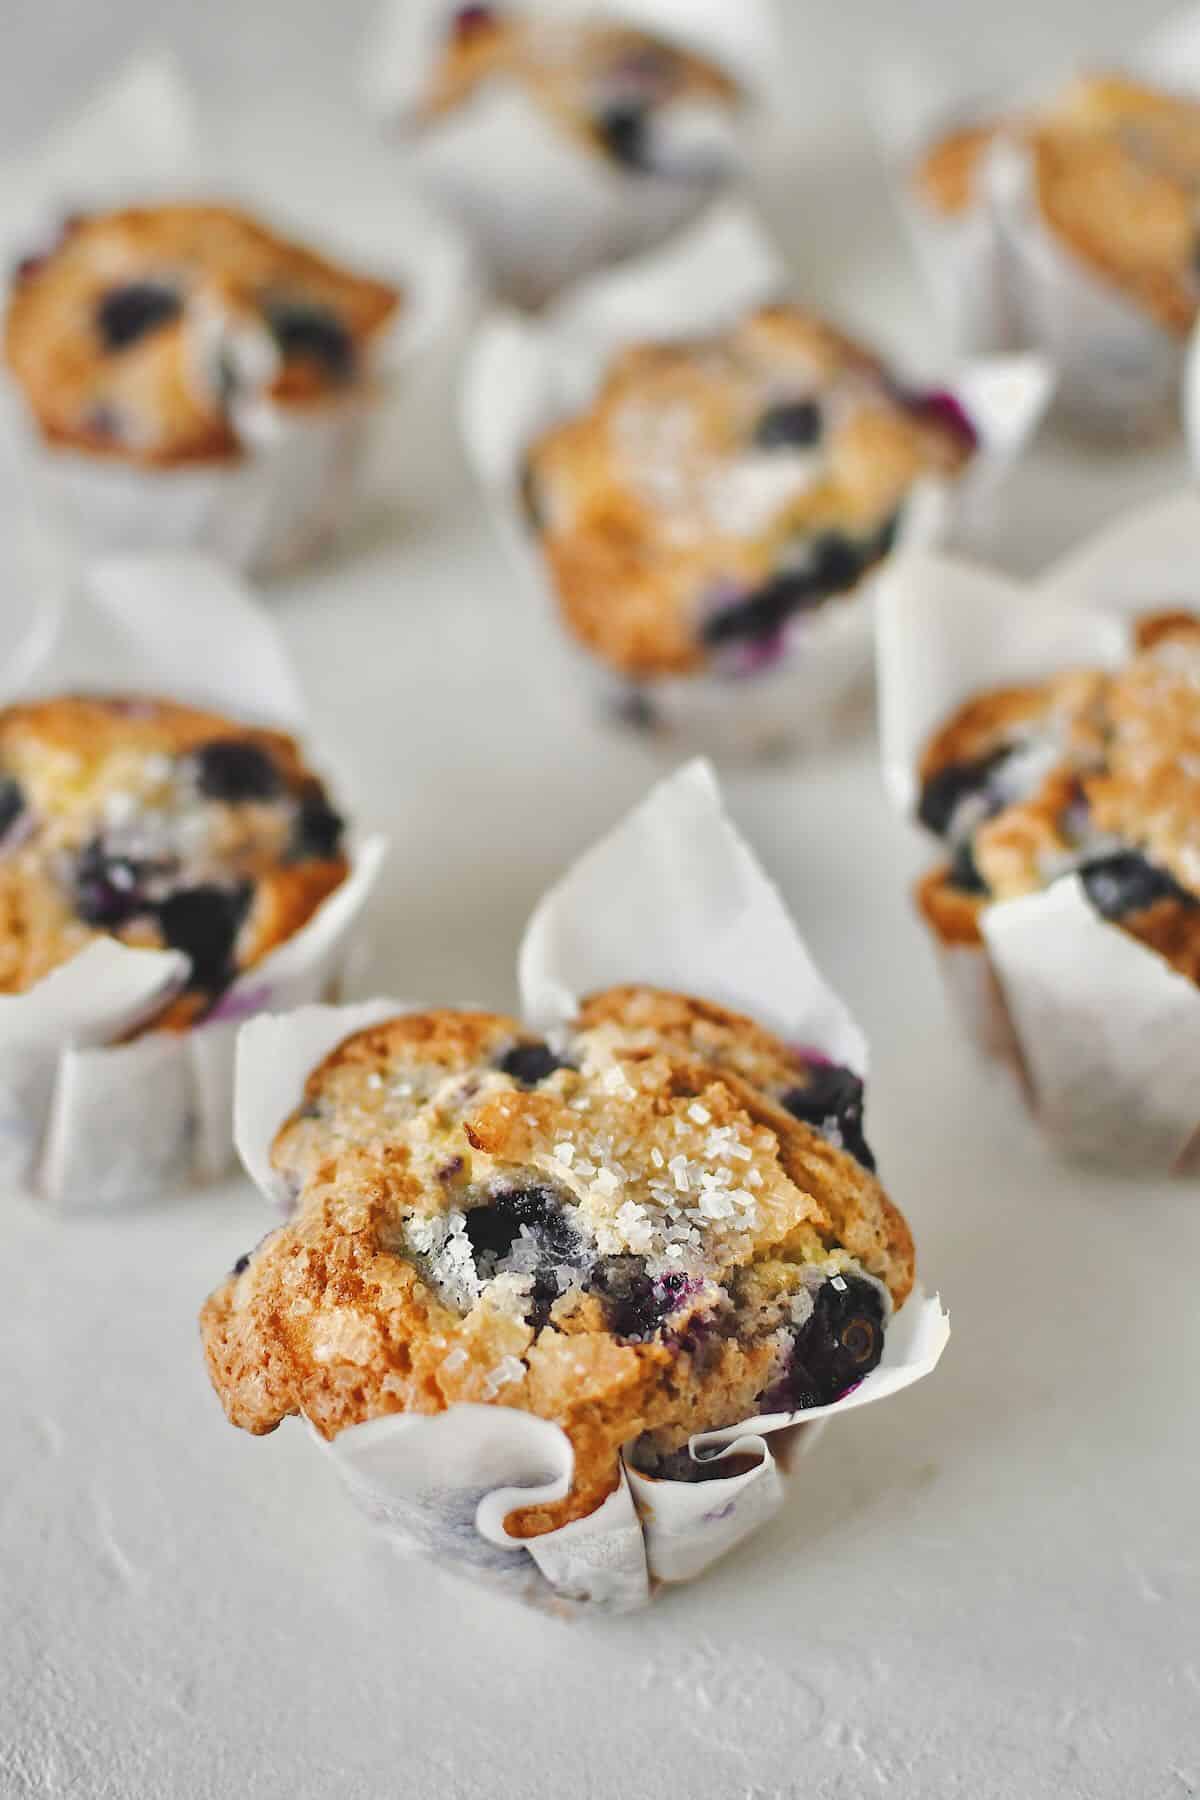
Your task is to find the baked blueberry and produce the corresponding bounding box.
[596,102,650,171]
[917,745,1013,838]
[73,839,153,927]
[1080,851,1195,921]
[702,535,863,648]
[496,1042,569,1086]
[450,2,497,39]
[586,1255,691,1341]
[905,388,979,451]
[464,1184,577,1269]
[781,1064,875,1173]
[465,1185,581,1328]
[754,398,822,450]
[157,882,253,993]
[95,282,182,351]
[780,1273,886,1409]
[192,739,283,803]
[290,783,345,862]
[948,839,988,895]
[0,777,25,842]
[264,300,355,382]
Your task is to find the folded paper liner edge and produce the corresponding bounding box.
[875,491,1200,1169]
[233,762,950,1609]
[0,556,386,1207]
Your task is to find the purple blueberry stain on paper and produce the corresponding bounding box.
[208,982,274,1024]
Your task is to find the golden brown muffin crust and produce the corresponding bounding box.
[202,990,912,1535]
[5,204,400,466]
[525,305,975,679]
[0,692,348,1025]
[914,73,1200,335]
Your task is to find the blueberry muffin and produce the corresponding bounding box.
[0,695,348,1030]
[916,75,1200,336]
[915,612,1200,983]
[522,306,978,684]
[417,5,741,179]
[201,986,914,1536]
[5,204,400,466]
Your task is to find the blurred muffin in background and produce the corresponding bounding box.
[4,204,402,572]
[0,691,350,1032]
[379,1,760,306]
[521,304,979,751]
[917,74,1200,338]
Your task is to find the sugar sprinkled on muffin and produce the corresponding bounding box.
[201,987,913,1536]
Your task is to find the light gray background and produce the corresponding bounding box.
[2,4,1199,1799]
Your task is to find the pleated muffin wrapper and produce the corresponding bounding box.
[877,489,1200,1173]
[361,0,775,309]
[878,6,1200,442]
[0,553,386,1212]
[233,761,949,1612]
[461,201,1051,759]
[0,53,467,577]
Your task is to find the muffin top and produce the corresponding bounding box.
[201,986,913,1536]
[915,611,1200,981]
[5,204,401,466]
[417,4,740,173]
[0,694,349,1029]
[915,74,1200,335]
[523,305,977,679]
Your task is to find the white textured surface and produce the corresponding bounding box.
[3,3,1200,1796]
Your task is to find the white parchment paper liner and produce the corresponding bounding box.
[877,489,1200,1171]
[879,6,1200,441]
[362,0,774,308]
[0,54,467,576]
[0,554,386,1211]
[461,201,1051,758]
[233,761,949,1611]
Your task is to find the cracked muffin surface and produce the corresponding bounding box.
[0,693,348,1029]
[201,988,913,1537]
[523,305,976,681]
[5,203,400,466]
[914,612,1200,983]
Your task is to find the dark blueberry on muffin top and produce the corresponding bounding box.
[496,1042,570,1086]
[917,745,1014,839]
[782,1064,876,1173]
[95,282,182,351]
[264,300,355,382]
[754,398,822,450]
[0,777,25,842]
[73,839,157,928]
[1080,851,1196,921]
[779,1273,886,1409]
[290,784,345,863]
[192,740,284,803]
[595,102,651,171]
[157,883,254,993]
[450,3,498,40]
